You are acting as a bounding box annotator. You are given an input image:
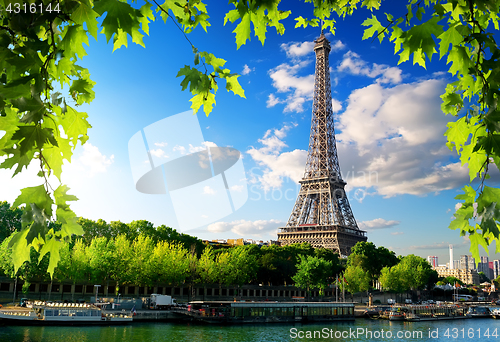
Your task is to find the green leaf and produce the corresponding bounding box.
[94,0,142,43]
[11,126,58,156]
[467,150,487,181]
[8,229,31,274]
[469,231,489,261]
[361,0,381,10]
[225,75,245,98]
[60,25,89,60]
[176,65,202,92]
[444,117,469,152]
[72,2,100,40]
[60,107,92,145]
[38,232,62,278]
[139,3,156,36]
[438,25,464,59]
[190,91,216,116]
[113,29,129,51]
[362,14,385,42]
[232,12,251,49]
[13,184,54,217]
[0,148,34,176]
[404,17,443,67]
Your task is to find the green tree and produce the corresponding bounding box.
[398,254,434,290]
[151,241,193,285]
[2,0,500,275]
[128,234,155,286]
[86,236,115,284]
[292,255,332,297]
[379,266,406,294]
[343,265,371,300]
[195,245,218,285]
[348,242,398,280]
[0,201,22,242]
[441,276,465,286]
[78,218,111,245]
[478,271,490,283]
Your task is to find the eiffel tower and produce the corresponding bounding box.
[277,32,367,257]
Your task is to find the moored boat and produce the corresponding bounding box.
[466,306,491,318]
[0,301,133,325]
[172,301,355,324]
[388,307,407,321]
[491,309,500,319]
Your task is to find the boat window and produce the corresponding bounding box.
[45,310,53,316]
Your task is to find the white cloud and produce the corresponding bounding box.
[332,98,343,113]
[149,149,167,158]
[358,218,400,230]
[336,79,471,196]
[338,51,402,84]
[154,142,168,147]
[266,94,282,108]
[408,242,458,250]
[189,144,205,153]
[268,61,315,113]
[188,141,218,154]
[331,40,346,51]
[78,143,114,176]
[207,219,283,237]
[173,145,186,154]
[281,41,315,58]
[230,185,244,192]
[247,124,306,191]
[203,186,216,195]
[242,64,254,75]
[281,39,345,59]
[391,232,404,235]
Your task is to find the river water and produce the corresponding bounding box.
[1,318,499,341]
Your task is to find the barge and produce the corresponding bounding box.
[0,301,133,325]
[386,305,468,321]
[173,301,355,324]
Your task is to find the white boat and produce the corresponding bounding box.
[0,301,133,325]
[491,309,500,319]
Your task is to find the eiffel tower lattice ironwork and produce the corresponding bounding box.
[277,33,367,257]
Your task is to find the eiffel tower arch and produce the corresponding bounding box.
[277,33,367,257]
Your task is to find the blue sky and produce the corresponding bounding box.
[1,1,499,265]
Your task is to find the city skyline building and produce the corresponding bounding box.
[449,245,454,270]
[460,255,468,271]
[494,260,500,279]
[427,256,438,268]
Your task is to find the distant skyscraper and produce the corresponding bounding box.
[494,260,500,279]
[427,256,438,268]
[468,255,476,271]
[489,261,494,280]
[478,256,489,277]
[460,255,468,270]
[449,245,454,270]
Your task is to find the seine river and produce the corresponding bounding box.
[1,318,500,342]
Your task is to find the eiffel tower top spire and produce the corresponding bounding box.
[277,33,367,256]
[303,33,342,181]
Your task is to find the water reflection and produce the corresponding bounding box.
[1,319,500,342]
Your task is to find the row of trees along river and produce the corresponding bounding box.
[0,201,487,298]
